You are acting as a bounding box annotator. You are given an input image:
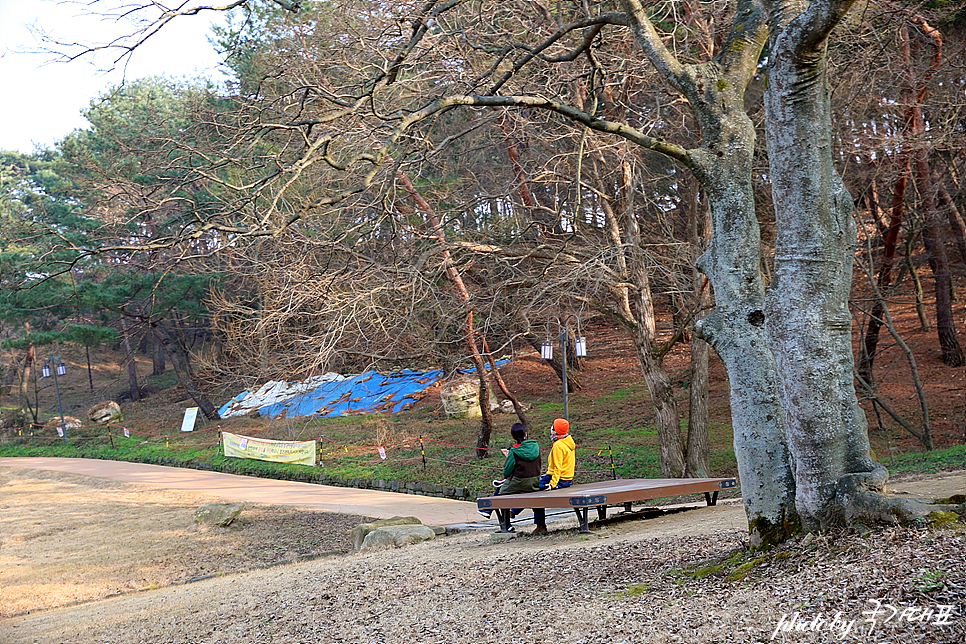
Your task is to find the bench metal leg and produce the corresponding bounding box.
[497,509,513,532]
[573,508,592,533]
[623,502,633,513]
[596,505,607,521]
[704,491,719,506]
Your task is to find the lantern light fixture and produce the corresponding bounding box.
[540,342,554,360]
[41,355,68,443]
[536,315,589,420]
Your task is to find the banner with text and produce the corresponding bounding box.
[222,431,317,466]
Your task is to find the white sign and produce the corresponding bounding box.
[221,431,316,466]
[180,407,200,432]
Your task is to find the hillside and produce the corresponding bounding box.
[3,271,964,497]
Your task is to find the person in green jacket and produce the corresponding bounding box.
[498,423,542,495]
[479,424,546,532]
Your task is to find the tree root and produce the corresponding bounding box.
[829,466,965,529]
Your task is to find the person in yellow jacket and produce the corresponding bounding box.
[539,418,575,490]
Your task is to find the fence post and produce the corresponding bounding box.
[420,436,426,471]
[609,445,617,480]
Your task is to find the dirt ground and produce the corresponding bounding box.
[1,466,963,644]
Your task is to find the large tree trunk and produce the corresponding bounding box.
[761,0,884,530]
[696,150,798,547]
[623,0,797,546]
[151,323,220,420]
[632,328,683,477]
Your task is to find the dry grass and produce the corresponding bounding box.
[0,467,375,618]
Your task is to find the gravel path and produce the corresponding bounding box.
[1,468,963,643]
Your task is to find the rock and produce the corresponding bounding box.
[926,510,961,529]
[439,377,498,419]
[351,516,422,550]
[194,503,244,527]
[45,415,83,430]
[439,377,482,419]
[359,524,436,551]
[490,531,520,543]
[934,494,966,505]
[88,401,122,424]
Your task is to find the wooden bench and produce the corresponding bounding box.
[477,477,738,533]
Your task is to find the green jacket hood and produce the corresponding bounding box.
[511,438,540,461]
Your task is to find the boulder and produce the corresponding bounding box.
[351,516,422,550]
[194,503,244,527]
[88,401,122,424]
[439,378,480,419]
[439,377,499,419]
[45,415,83,430]
[359,524,436,551]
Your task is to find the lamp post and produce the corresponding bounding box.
[539,315,587,421]
[42,355,68,443]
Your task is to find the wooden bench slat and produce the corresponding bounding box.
[477,477,737,510]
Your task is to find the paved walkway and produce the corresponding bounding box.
[0,457,483,527]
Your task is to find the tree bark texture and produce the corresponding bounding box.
[761,0,884,530]
[623,0,797,545]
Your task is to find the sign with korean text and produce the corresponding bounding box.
[222,431,317,466]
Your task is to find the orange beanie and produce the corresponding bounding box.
[552,418,570,435]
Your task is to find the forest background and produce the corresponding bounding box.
[0,0,964,520]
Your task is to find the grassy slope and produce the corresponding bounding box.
[2,358,963,500]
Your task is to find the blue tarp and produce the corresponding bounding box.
[217,359,511,420]
[218,368,444,419]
